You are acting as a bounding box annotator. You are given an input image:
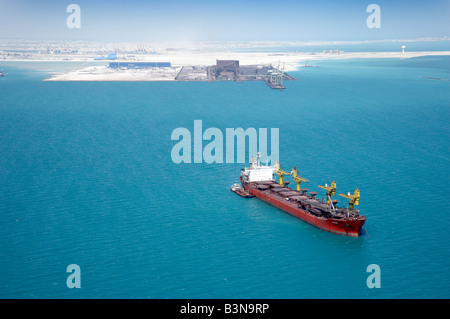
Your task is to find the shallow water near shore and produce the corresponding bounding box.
[0,55,449,298]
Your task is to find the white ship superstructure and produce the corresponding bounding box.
[241,153,275,183]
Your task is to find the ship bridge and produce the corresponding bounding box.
[241,155,275,182]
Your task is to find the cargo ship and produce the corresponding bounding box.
[236,154,366,237]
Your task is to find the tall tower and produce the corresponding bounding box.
[401,45,406,54]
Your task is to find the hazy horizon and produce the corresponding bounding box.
[1,37,450,45]
[0,0,449,43]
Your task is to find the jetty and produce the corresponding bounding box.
[45,58,296,88]
[175,59,295,89]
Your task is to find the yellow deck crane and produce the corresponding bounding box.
[318,181,337,203]
[318,181,337,213]
[275,161,291,186]
[339,189,360,210]
[291,166,309,191]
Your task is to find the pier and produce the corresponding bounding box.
[144,59,295,88]
[205,60,295,89]
[46,58,296,86]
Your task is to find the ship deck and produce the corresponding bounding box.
[249,181,361,221]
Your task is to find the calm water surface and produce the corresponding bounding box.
[0,55,449,298]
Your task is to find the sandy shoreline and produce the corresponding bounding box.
[43,65,183,81]
[3,50,449,81]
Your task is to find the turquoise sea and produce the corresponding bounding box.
[0,53,449,298]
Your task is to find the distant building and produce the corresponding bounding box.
[213,60,239,80]
[322,50,341,54]
[108,62,171,69]
[216,60,239,70]
[95,53,117,60]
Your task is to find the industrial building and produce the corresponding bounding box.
[203,59,294,89]
[94,53,117,60]
[104,58,294,89]
[210,60,240,81]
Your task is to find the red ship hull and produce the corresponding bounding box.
[241,178,366,237]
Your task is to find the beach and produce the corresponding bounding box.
[2,39,449,81]
[33,50,450,81]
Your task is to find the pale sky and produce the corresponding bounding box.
[0,0,449,42]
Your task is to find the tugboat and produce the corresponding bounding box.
[230,182,254,198]
[236,153,366,237]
